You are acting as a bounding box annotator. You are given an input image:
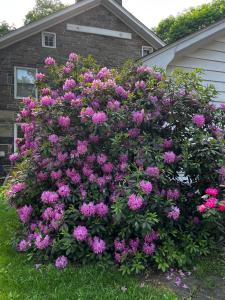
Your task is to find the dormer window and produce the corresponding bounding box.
[42,32,56,48]
[142,46,154,57]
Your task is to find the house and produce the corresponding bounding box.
[141,18,225,105]
[0,0,164,168]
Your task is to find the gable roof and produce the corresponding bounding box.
[0,0,165,50]
[141,17,225,68]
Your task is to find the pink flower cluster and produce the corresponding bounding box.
[80,202,109,217]
[198,187,225,213]
[128,194,143,210]
[41,191,59,204]
[139,180,153,195]
[192,114,205,128]
[167,206,180,220]
[55,256,68,269]
[17,205,33,224]
[163,151,176,164]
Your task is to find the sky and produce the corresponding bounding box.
[0,0,212,29]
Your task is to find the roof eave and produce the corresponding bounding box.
[0,0,101,50]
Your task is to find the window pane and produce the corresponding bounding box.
[16,68,36,98]
[44,33,55,47]
[16,68,36,84]
[17,83,36,98]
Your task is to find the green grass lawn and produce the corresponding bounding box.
[0,198,178,300]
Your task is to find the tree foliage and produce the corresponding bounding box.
[154,0,225,44]
[0,21,15,38]
[24,0,68,25]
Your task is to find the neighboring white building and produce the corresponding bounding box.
[141,18,225,104]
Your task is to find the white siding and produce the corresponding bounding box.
[168,36,225,103]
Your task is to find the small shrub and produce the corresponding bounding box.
[6,55,225,273]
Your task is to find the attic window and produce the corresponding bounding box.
[142,46,154,57]
[42,32,56,48]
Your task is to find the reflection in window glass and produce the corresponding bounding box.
[15,67,37,99]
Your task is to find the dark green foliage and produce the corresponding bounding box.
[154,0,225,44]
[0,21,15,38]
[24,0,68,25]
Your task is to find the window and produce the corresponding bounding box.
[142,46,154,57]
[14,67,37,99]
[42,32,56,48]
[14,123,23,152]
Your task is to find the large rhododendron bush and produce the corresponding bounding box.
[6,54,225,273]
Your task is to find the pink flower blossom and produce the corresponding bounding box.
[97,67,111,79]
[63,79,76,91]
[135,80,146,90]
[17,240,30,252]
[167,206,180,220]
[139,180,153,195]
[167,189,180,200]
[66,168,81,184]
[35,234,51,249]
[83,71,94,83]
[192,114,205,128]
[144,230,159,243]
[218,201,225,212]
[132,110,144,125]
[145,166,160,177]
[41,96,56,106]
[198,204,207,213]
[163,139,173,149]
[114,239,126,251]
[97,154,107,165]
[116,86,128,98]
[41,191,59,204]
[92,236,106,254]
[128,194,143,211]
[11,182,26,194]
[58,116,71,128]
[129,238,139,253]
[36,73,45,81]
[58,185,71,197]
[73,226,88,241]
[137,66,152,74]
[68,52,78,62]
[48,134,59,143]
[63,92,75,101]
[55,256,68,269]
[102,162,113,174]
[205,187,219,197]
[128,128,140,138]
[51,170,62,180]
[57,152,68,162]
[9,153,19,161]
[80,202,96,217]
[95,203,109,217]
[17,205,33,223]
[163,151,176,164]
[77,140,88,155]
[205,197,218,209]
[44,57,56,65]
[92,112,107,124]
[143,243,155,255]
[42,207,55,221]
[107,100,121,111]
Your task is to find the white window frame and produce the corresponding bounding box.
[14,66,38,100]
[14,123,22,152]
[42,32,56,48]
[142,46,154,57]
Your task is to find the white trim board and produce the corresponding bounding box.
[67,24,132,39]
